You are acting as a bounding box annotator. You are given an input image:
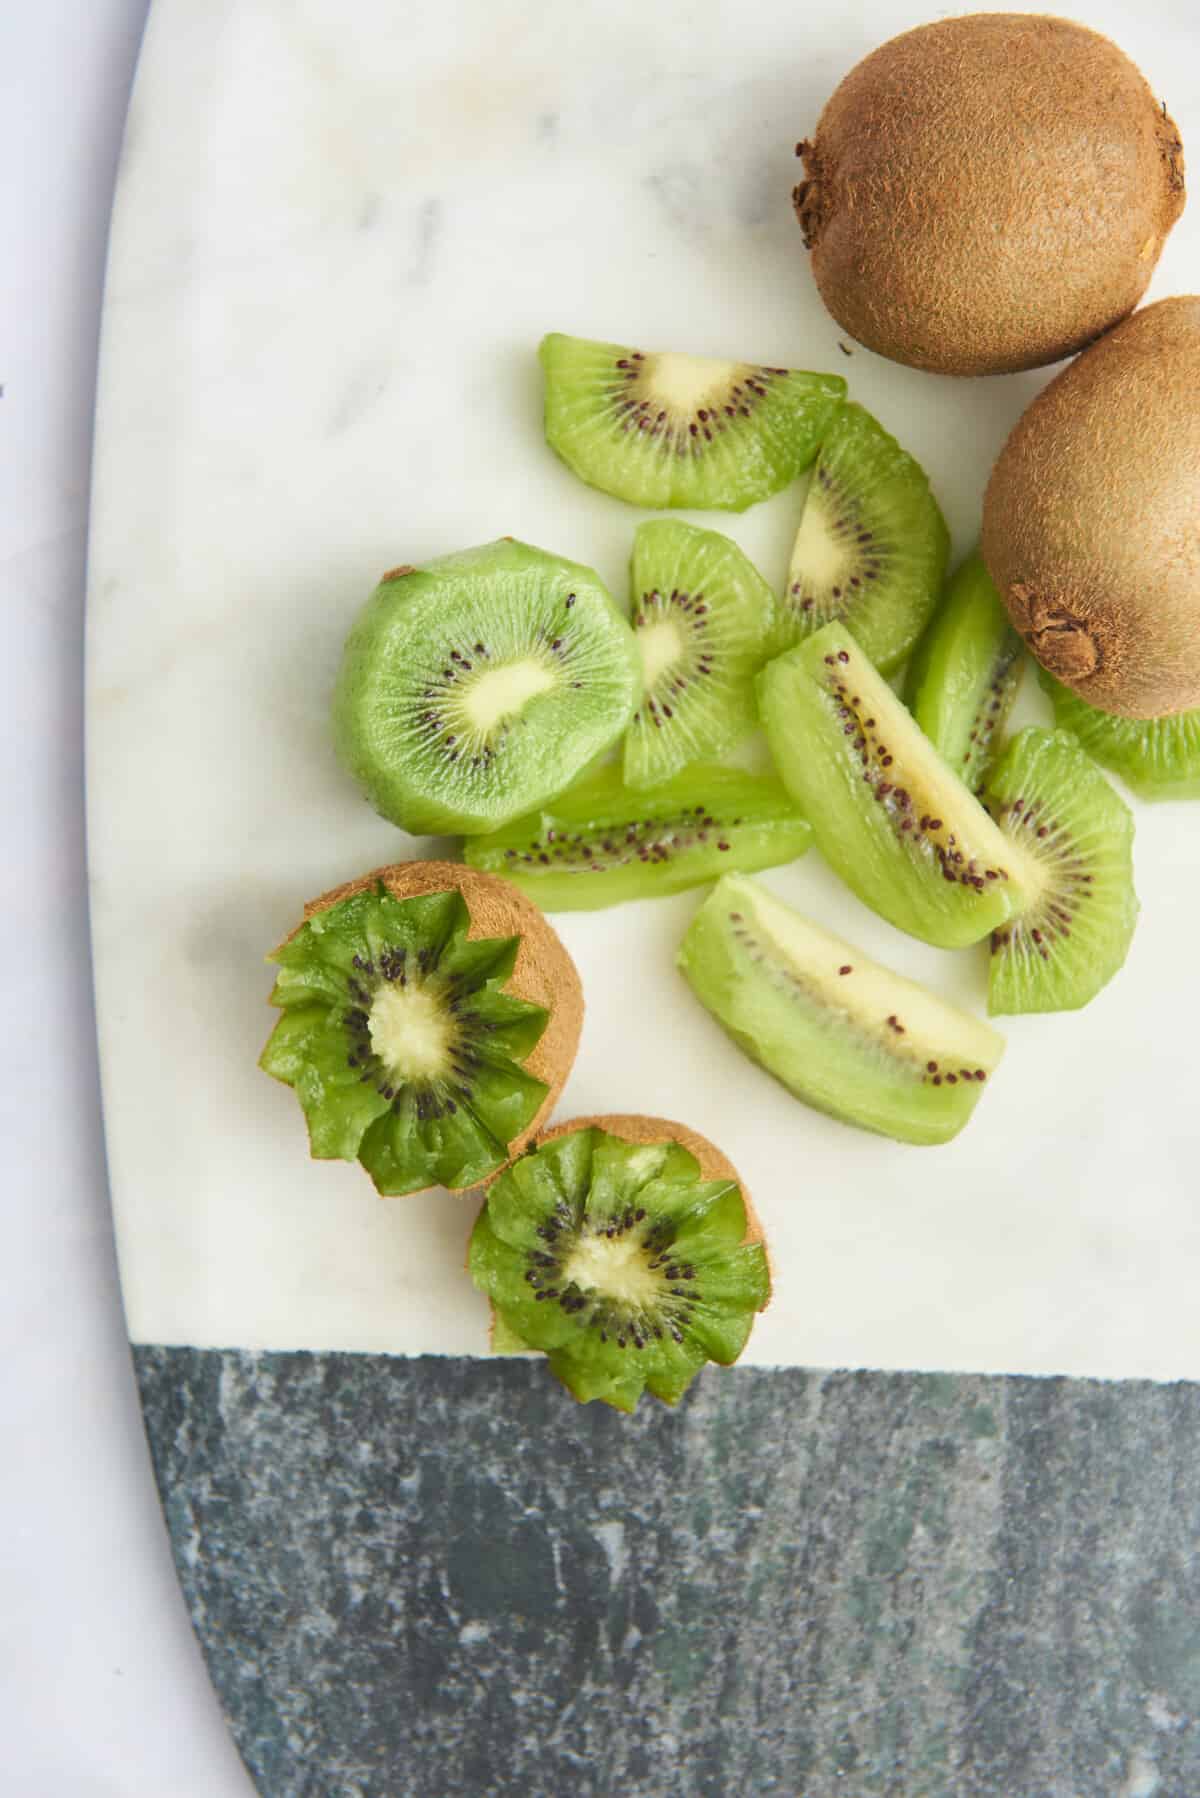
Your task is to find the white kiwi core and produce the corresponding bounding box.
[644,351,744,415]
[789,492,851,590]
[637,618,685,687]
[562,1232,662,1306]
[368,984,454,1080]
[460,659,556,734]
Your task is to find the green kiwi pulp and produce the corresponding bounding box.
[758,624,1036,948]
[539,332,845,511]
[905,551,1025,793]
[468,1126,769,1412]
[772,403,949,671]
[260,884,552,1194]
[1038,669,1200,802]
[983,728,1138,1015]
[624,519,776,786]
[332,539,641,836]
[463,763,812,909]
[679,874,1004,1146]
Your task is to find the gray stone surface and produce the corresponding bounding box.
[134,1349,1200,1797]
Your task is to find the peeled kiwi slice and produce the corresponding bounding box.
[1038,669,1200,803]
[464,763,812,909]
[771,403,949,671]
[624,519,775,786]
[332,539,641,836]
[906,551,1026,793]
[759,624,1036,948]
[983,729,1139,1014]
[539,332,845,511]
[259,862,583,1196]
[679,874,1004,1146]
[468,1114,770,1412]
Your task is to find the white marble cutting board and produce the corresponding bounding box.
[89,0,1200,1380]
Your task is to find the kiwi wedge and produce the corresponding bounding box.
[624,519,775,786]
[468,1114,770,1412]
[983,729,1138,1015]
[332,539,641,836]
[679,874,1004,1146]
[905,551,1026,793]
[463,763,811,909]
[259,863,582,1196]
[1038,670,1200,803]
[772,403,949,671]
[759,625,1035,948]
[539,332,845,512]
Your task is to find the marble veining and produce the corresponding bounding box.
[136,1347,1200,1797]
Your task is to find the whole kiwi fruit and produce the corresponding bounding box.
[982,297,1200,720]
[794,14,1185,377]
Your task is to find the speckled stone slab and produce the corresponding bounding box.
[135,1349,1200,1797]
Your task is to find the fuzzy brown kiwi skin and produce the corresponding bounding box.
[294,861,584,1191]
[982,297,1200,719]
[794,15,1184,377]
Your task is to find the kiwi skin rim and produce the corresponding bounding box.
[282,860,584,1195]
[483,1112,772,1347]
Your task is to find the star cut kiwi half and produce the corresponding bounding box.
[259,863,583,1197]
[470,1115,770,1413]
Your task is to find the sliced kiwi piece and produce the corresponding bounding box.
[1037,669,1200,803]
[624,519,775,786]
[464,762,811,910]
[259,862,583,1196]
[905,551,1026,793]
[539,332,845,512]
[469,1114,770,1412]
[679,874,1004,1146]
[332,539,641,836]
[758,624,1037,948]
[771,403,949,672]
[983,729,1138,1015]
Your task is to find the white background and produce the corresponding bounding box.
[2,6,251,1791]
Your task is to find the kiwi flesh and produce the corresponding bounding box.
[983,298,1200,719]
[259,862,583,1196]
[1038,669,1200,803]
[795,16,1185,375]
[758,624,1036,948]
[539,332,845,511]
[332,539,641,836]
[772,403,948,672]
[905,551,1025,793]
[624,519,775,787]
[469,1114,769,1412]
[983,730,1138,1015]
[463,763,812,909]
[679,874,1004,1146]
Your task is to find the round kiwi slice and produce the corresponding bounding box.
[905,551,1026,793]
[772,403,948,672]
[983,730,1139,1015]
[1038,669,1200,803]
[679,873,1005,1146]
[469,1114,770,1412]
[795,16,1185,375]
[259,862,583,1196]
[539,332,845,512]
[624,519,775,787]
[758,623,1038,949]
[332,539,641,836]
[463,762,812,910]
